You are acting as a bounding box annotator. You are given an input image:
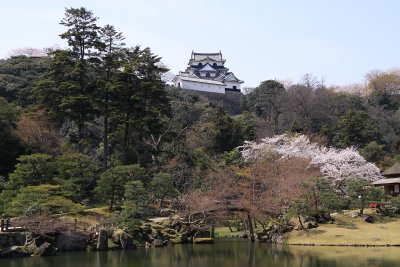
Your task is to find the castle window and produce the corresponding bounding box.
[233,86,237,89]
[198,63,202,67]
[206,73,210,77]
[213,63,217,67]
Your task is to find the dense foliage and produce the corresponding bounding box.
[1,7,400,235]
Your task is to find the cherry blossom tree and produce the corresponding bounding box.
[239,134,382,188]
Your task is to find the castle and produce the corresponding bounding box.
[173,51,243,94]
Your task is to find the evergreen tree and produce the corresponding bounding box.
[36,7,102,148]
[98,24,125,170]
[6,184,83,216]
[55,153,99,202]
[0,97,23,176]
[112,47,170,165]
[151,172,178,207]
[121,180,150,219]
[95,164,147,210]
[6,153,55,190]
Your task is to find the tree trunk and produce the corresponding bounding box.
[274,114,279,134]
[123,115,130,164]
[247,212,255,242]
[227,222,233,232]
[360,196,365,215]
[211,222,215,238]
[103,114,108,170]
[298,216,306,230]
[109,190,115,211]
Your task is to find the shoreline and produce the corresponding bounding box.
[285,243,400,247]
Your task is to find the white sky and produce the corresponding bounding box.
[2,0,400,88]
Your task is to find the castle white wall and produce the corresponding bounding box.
[225,81,242,90]
[175,78,225,94]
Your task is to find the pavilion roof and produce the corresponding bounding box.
[382,163,400,177]
[372,177,400,185]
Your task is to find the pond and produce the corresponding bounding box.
[1,239,400,267]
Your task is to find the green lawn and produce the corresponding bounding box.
[286,209,400,246]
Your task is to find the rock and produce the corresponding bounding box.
[365,216,375,223]
[1,246,30,258]
[350,212,359,218]
[256,230,271,242]
[238,232,248,239]
[0,232,27,248]
[163,240,172,247]
[96,230,108,251]
[306,221,318,229]
[272,235,286,244]
[171,219,182,232]
[23,234,40,254]
[32,242,57,257]
[159,209,177,217]
[152,239,164,247]
[315,213,335,224]
[282,225,294,233]
[294,225,305,231]
[193,230,211,239]
[142,226,152,234]
[165,229,176,235]
[120,232,135,249]
[258,235,271,242]
[111,230,122,246]
[147,234,154,242]
[55,231,89,251]
[171,234,189,244]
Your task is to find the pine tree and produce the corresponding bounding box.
[36,7,102,149]
[98,25,125,170]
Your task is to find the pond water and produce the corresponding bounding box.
[1,239,400,267]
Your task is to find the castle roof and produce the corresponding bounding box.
[190,51,224,62]
[198,63,217,72]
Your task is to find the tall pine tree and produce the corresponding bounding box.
[36,7,102,149]
[98,25,125,169]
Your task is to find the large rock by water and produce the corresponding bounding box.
[0,232,27,247]
[55,231,89,251]
[1,246,30,258]
[96,230,108,251]
[112,230,136,249]
[31,242,57,256]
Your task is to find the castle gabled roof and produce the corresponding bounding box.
[191,51,223,62]
[223,72,244,83]
[198,63,217,72]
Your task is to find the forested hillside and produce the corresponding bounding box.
[1,7,400,237]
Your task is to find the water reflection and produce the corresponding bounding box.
[1,239,400,267]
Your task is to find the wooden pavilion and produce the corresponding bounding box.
[372,163,400,196]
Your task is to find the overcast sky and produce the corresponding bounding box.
[2,0,400,87]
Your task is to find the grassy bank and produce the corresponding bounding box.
[215,209,400,246]
[287,209,400,246]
